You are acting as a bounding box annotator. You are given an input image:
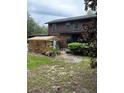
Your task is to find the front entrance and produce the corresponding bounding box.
[59,33,82,48]
[67,34,81,43]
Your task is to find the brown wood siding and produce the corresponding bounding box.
[48,24,59,36]
[48,18,96,36]
[48,18,96,48]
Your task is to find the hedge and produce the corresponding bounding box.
[68,42,97,57]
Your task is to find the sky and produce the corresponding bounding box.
[27,0,86,26]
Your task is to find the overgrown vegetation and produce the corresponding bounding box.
[27,13,48,37]
[84,0,97,11]
[68,42,96,57]
[68,42,89,49]
[27,53,97,93]
[83,0,97,68]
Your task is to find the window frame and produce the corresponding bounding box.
[73,22,80,31]
[52,24,57,32]
[65,22,72,30]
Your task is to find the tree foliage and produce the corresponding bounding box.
[84,0,97,11]
[83,0,97,68]
[27,13,48,37]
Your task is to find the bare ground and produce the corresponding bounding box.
[54,51,83,63]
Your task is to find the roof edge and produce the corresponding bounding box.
[45,14,97,24]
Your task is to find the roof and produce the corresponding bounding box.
[28,36,59,41]
[28,34,48,38]
[46,14,97,24]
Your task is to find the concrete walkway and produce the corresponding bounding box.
[55,51,83,63]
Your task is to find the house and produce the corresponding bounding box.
[46,14,97,48]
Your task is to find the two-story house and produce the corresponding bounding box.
[46,14,97,48]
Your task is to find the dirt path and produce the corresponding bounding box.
[55,51,83,63]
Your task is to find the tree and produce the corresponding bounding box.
[27,13,36,36]
[83,0,97,68]
[41,25,48,34]
[84,0,97,11]
[27,13,48,37]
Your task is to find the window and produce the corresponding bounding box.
[65,23,72,30]
[52,24,57,32]
[73,23,80,31]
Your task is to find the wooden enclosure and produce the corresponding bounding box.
[28,36,59,54]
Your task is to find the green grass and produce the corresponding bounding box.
[27,52,97,93]
[27,53,64,69]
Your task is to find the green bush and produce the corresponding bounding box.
[90,58,97,68]
[80,43,89,48]
[68,42,89,55]
[68,42,79,50]
[68,42,97,57]
[68,42,89,50]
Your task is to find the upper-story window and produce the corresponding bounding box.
[73,23,80,31]
[52,24,57,32]
[65,23,72,30]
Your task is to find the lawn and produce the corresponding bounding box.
[27,52,97,93]
[27,53,64,69]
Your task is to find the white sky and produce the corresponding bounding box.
[27,0,86,26]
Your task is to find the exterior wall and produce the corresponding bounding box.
[48,18,96,36]
[48,18,97,48]
[56,35,71,48]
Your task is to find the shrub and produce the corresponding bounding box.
[68,42,89,55]
[90,58,97,68]
[68,42,97,57]
[80,43,89,48]
[68,42,81,50]
[68,42,89,49]
[68,42,81,54]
